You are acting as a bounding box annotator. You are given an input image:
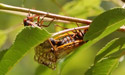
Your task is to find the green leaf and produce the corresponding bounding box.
[61,0,103,18]
[95,38,125,63]
[35,65,49,75]
[0,30,7,48]
[85,57,119,75]
[85,8,125,41]
[61,8,125,73]
[0,49,8,61]
[0,27,51,75]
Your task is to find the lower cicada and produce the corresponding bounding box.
[34,25,89,69]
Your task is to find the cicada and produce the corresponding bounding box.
[34,26,89,69]
[23,12,54,27]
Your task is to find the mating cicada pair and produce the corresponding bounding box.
[23,13,89,69]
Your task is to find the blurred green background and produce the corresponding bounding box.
[0,0,125,75]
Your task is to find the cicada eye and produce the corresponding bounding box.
[23,19,27,26]
[50,38,56,45]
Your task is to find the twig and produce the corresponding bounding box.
[52,25,89,37]
[0,3,92,24]
[0,3,124,32]
[0,10,70,23]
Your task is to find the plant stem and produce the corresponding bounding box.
[52,25,89,37]
[0,3,92,24]
[0,3,124,32]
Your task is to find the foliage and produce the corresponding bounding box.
[61,0,103,18]
[0,27,51,75]
[61,8,125,75]
[0,30,7,48]
[0,0,125,75]
[85,38,125,75]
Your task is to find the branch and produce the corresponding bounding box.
[53,25,125,37]
[0,3,92,24]
[0,10,70,23]
[52,25,89,37]
[0,3,124,32]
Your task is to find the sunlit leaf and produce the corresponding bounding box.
[95,38,125,63]
[0,49,8,61]
[0,27,51,75]
[62,0,103,18]
[85,8,125,41]
[62,8,125,73]
[85,57,119,75]
[35,65,49,75]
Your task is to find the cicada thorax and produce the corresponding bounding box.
[54,30,87,59]
[34,28,88,69]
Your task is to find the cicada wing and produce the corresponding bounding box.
[34,40,57,69]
